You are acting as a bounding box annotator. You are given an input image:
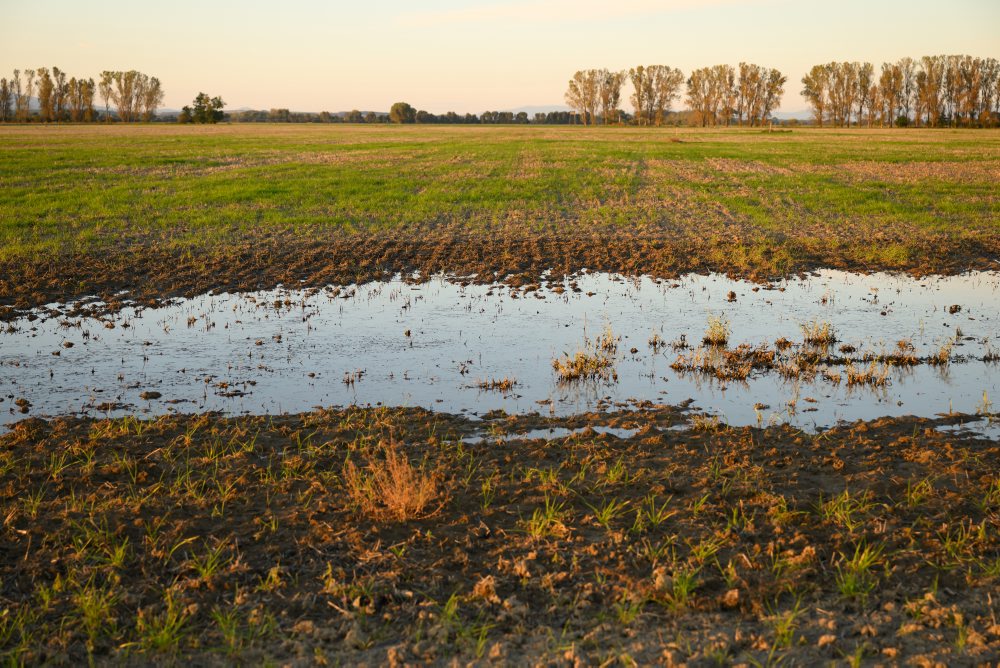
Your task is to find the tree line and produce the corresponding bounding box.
[0,68,163,122]
[564,63,786,127]
[227,106,544,124]
[801,56,1000,127]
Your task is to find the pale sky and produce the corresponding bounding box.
[1,0,998,113]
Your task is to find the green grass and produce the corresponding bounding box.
[1,124,997,258]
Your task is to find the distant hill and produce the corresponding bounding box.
[772,110,812,121]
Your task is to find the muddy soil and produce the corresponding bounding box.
[3,224,999,320]
[2,407,998,665]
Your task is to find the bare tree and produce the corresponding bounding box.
[899,57,916,124]
[716,65,737,126]
[687,67,713,126]
[916,55,945,127]
[53,66,67,120]
[736,63,760,126]
[0,78,10,122]
[110,70,147,122]
[801,64,830,127]
[36,67,54,122]
[66,77,82,121]
[737,63,785,126]
[141,76,164,121]
[856,63,874,126]
[628,66,649,126]
[981,58,1000,126]
[21,69,36,122]
[687,65,734,126]
[99,71,114,121]
[761,68,786,125]
[878,63,902,126]
[82,78,96,122]
[865,83,880,127]
[597,69,625,124]
[649,65,685,126]
[11,70,23,122]
[564,70,599,125]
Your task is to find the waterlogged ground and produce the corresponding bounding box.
[2,270,998,431]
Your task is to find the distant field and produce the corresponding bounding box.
[1,124,998,309]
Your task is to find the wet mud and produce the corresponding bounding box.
[1,406,998,664]
[3,224,999,320]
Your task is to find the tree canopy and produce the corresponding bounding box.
[389,102,416,124]
[180,93,225,124]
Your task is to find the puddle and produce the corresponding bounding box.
[2,270,998,433]
[935,418,1000,440]
[463,425,641,444]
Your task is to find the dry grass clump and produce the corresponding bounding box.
[844,361,891,387]
[671,344,775,382]
[343,441,441,521]
[702,315,730,347]
[929,338,955,366]
[801,320,837,346]
[888,338,920,366]
[596,325,620,355]
[553,350,617,383]
[476,377,517,392]
[553,326,619,383]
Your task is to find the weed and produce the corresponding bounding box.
[903,477,934,507]
[343,440,441,521]
[664,567,700,611]
[475,377,517,392]
[604,456,629,485]
[768,598,803,650]
[801,320,836,345]
[134,589,189,653]
[835,541,885,605]
[552,350,616,383]
[587,497,630,529]
[524,494,568,539]
[844,360,890,387]
[73,578,118,652]
[190,540,231,581]
[703,315,730,346]
[819,489,874,532]
[929,338,955,366]
[642,494,676,528]
[613,593,645,625]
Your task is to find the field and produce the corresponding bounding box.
[1,125,999,313]
[3,409,1000,665]
[2,125,1000,665]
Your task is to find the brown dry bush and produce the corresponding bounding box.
[343,440,442,521]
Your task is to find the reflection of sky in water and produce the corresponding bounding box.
[2,270,998,432]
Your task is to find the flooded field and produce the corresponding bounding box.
[3,270,998,431]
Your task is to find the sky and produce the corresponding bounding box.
[2,0,998,114]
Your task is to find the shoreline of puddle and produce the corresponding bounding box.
[2,269,998,434]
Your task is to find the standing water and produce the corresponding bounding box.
[2,270,998,432]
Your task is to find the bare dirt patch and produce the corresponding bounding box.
[3,223,998,320]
